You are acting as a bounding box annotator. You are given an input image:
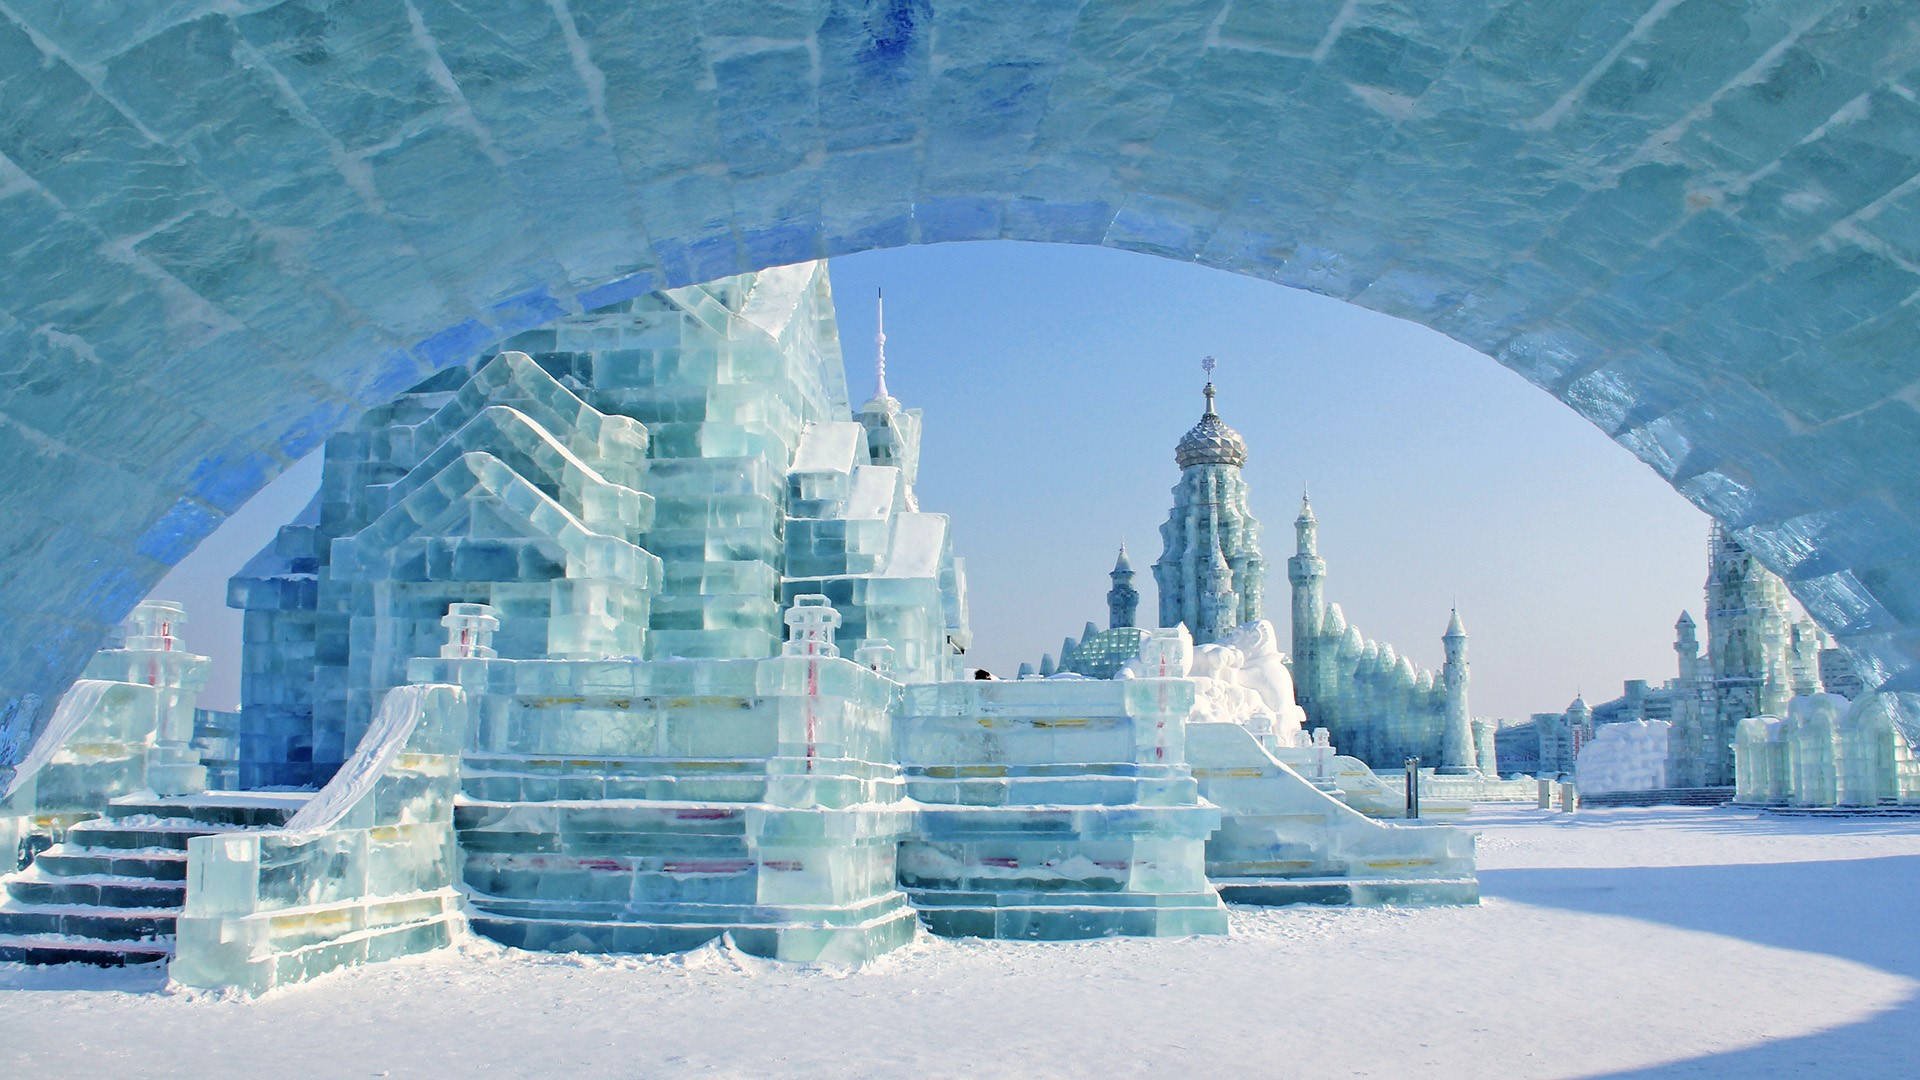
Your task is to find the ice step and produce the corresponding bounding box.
[106,792,310,829]
[26,848,189,882]
[0,901,177,941]
[6,869,185,909]
[0,932,170,966]
[1213,875,1479,908]
[61,818,257,852]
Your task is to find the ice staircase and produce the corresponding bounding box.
[1188,723,1478,906]
[0,792,308,965]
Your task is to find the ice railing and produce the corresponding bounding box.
[171,675,468,995]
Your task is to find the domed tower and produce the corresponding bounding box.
[1152,360,1266,645]
[1107,544,1139,629]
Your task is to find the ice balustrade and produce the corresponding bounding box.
[1188,722,1477,906]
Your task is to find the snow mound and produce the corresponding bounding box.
[1575,719,1671,794]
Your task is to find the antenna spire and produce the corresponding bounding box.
[1201,355,1217,416]
[874,287,890,401]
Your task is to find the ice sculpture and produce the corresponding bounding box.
[1153,370,1266,644]
[1288,497,1476,772]
[171,679,467,993]
[896,628,1230,939]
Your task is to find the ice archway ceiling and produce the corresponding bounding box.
[2,0,1920,747]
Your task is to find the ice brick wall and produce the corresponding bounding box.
[6,2,1920,758]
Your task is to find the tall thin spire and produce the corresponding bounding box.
[874,286,890,401]
[1201,355,1217,417]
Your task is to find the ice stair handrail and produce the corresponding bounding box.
[1,680,117,804]
[283,682,459,833]
[172,682,468,994]
[1186,721,1475,876]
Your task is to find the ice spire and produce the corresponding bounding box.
[874,287,891,403]
[1114,543,1132,573]
[1201,355,1217,417]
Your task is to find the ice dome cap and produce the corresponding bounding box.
[1175,380,1248,469]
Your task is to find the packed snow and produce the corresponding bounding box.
[2,805,1915,1078]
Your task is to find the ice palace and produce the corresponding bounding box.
[0,263,1478,992]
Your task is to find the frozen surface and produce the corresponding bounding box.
[3,807,1916,1078]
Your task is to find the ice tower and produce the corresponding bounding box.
[1702,524,1799,786]
[1108,546,1139,630]
[1154,363,1265,645]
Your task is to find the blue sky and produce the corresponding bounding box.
[151,240,1710,719]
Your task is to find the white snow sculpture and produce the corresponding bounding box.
[1574,719,1672,795]
[1125,620,1308,746]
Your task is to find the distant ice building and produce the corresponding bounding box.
[1529,524,1872,786]
[1045,371,1481,775]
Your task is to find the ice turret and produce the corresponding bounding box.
[1108,544,1139,629]
[1439,608,1475,774]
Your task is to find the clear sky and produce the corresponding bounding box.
[150,240,1712,720]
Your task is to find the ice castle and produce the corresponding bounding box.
[1046,375,1482,776]
[0,264,1474,990]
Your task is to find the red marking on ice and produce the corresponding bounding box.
[760,860,804,872]
[674,808,736,820]
[981,857,1019,869]
[805,659,819,773]
[578,858,623,871]
[1094,860,1130,870]
[663,859,751,874]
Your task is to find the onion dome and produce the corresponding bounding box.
[1175,382,1248,469]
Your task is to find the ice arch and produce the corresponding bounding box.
[2,1,1919,749]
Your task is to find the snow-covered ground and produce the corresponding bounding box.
[3,806,1916,1078]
